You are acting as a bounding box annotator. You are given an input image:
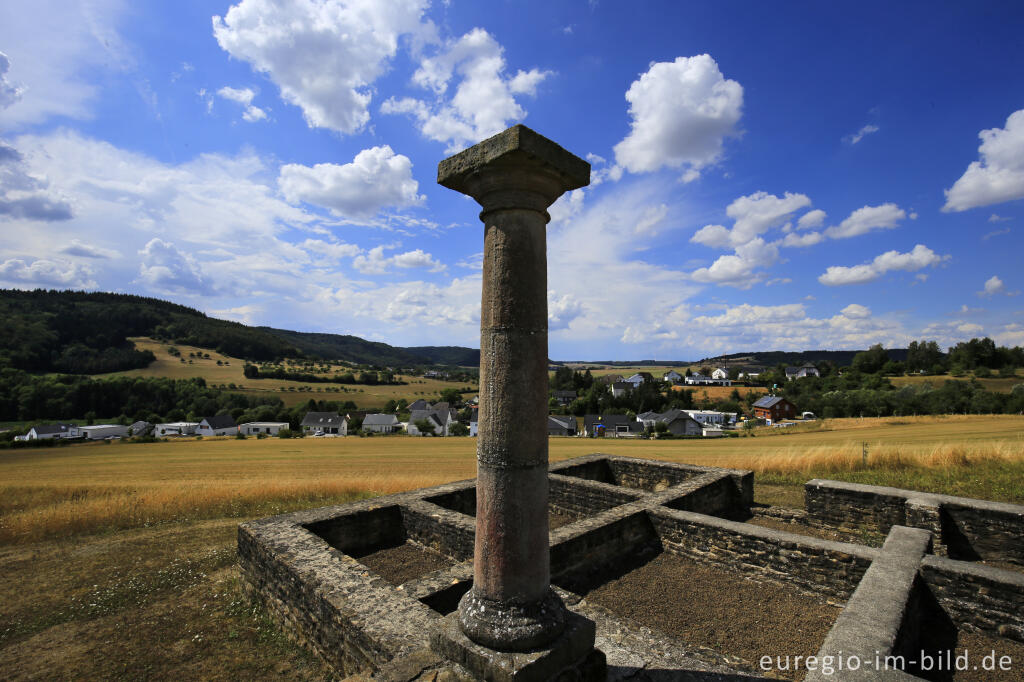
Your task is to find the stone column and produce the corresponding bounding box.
[437,125,590,651]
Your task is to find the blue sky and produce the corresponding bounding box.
[2,1,1023,360]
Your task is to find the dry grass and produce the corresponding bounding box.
[890,373,1023,394]
[3,415,1023,544]
[99,337,478,408]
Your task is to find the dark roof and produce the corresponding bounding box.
[432,401,450,412]
[409,410,444,428]
[753,396,786,409]
[201,414,236,429]
[548,415,575,430]
[301,411,345,427]
[611,381,631,390]
[407,399,430,411]
[583,414,633,429]
[32,423,73,435]
[657,409,699,425]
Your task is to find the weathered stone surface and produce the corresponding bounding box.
[806,479,1024,563]
[806,526,932,681]
[431,610,603,682]
[438,125,591,653]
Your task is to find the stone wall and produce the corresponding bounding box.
[806,479,1024,563]
[649,506,877,601]
[548,473,641,519]
[920,556,1024,642]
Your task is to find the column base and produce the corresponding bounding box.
[431,607,604,682]
[457,587,566,652]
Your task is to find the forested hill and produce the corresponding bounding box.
[256,327,480,367]
[0,289,479,375]
[0,290,300,373]
[702,348,908,368]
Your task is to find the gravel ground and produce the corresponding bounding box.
[951,630,1024,681]
[352,542,454,585]
[582,552,840,680]
[549,509,579,530]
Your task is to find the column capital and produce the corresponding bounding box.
[438,125,591,216]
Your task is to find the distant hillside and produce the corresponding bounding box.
[257,328,479,366]
[0,289,298,374]
[699,349,908,368]
[0,289,479,376]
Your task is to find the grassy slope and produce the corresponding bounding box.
[890,372,1023,393]
[4,415,1024,677]
[102,337,477,408]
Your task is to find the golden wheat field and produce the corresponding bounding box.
[2,414,1023,545]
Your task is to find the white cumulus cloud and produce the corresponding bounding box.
[278,145,423,220]
[216,86,266,122]
[0,257,96,289]
[824,203,906,239]
[382,28,550,152]
[943,109,1024,212]
[818,244,947,286]
[613,54,743,180]
[212,0,432,134]
[980,275,1004,296]
[0,52,24,109]
[138,238,212,294]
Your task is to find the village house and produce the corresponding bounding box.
[583,414,643,438]
[752,395,798,424]
[711,368,729,380]
[155,422,199,437]
[610,381,632,398]
[786,365,821,380]
[551,389,577,406]
[25,423,80,440]
[624,372,654,387]
[652,409,703,436]
[684,372,732,386]
[662,370,682,384]
[547,415,576,436]
[683,410,738,427]
[301,412,346,436]
[239,422,289,436]
[197,415,238,437]
[362,414,400,434]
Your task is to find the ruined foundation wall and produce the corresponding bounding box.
[649,507,877,601]
[920,556,1024,642]
[806,479,1024,563]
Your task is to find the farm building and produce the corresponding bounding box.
[155,422,198,437]
[79,424,130,440]
[752,395,798,424]
[301,412,346,436]
[197,415,237,437]
[239,422,289,436]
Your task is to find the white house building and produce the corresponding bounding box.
[362,414,400,433]
[684,373,732,386]
[239,422,289,436]
[155,422,198,437]
[79,424,130,440]
[197,415,238,436]
[711,368,729,380]
[26,423,79,440]
[301,412,347,436]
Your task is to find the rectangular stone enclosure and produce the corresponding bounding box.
[239,454,1024,680]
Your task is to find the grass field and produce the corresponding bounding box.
[3,414,1023,678]
[890,373,1023,393]
[102,337,478,408]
